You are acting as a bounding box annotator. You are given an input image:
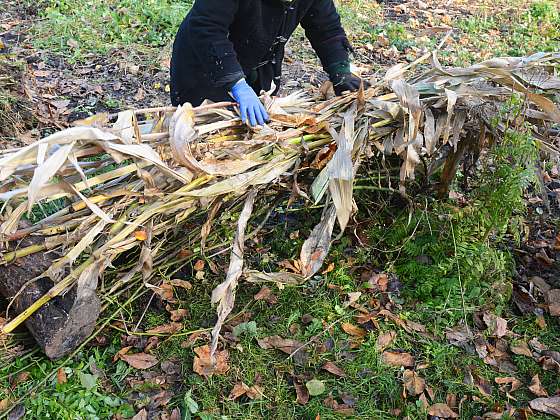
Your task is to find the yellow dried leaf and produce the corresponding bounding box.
[134,230,148,241]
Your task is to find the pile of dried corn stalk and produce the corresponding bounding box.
[1,52,559,358]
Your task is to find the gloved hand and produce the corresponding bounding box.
[331,72,369,96]
[327,61,369,96]
[231,79,269,127]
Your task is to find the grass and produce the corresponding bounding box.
[442,0,559,65]
[31,0,193,61]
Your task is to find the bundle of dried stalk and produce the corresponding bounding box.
[0,52,559,358]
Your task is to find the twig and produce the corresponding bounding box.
[288,314,351,360]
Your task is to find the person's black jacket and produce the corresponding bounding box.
[170,0,352,106]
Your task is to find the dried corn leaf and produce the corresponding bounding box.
[300,205,337,278]
[327,104,357,230]
[210,190,257,356]
[27,143,74,211]
[170,105,260,176]
[184,156,297,198]
[244,270,306,285]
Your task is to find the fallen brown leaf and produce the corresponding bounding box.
[483,411,506,419]
[446,394,457,411]
[169,308,189,322]
[257,335,308,364]
[381,351,415,367]
[168,279,193,290]
[56,368,67,385]
[132,408,148,420]
[529,374,548,397]
[11,371,30,388]
[403,369,425,396]
[345,291,362,307]
[341,322,367,338]
[294,377,310,405]
[483,312,508,338]
[547,289,560,316]
[529,396,560,417]
[538,355,560,373]
[145,336,160,352]
[367,272,389,292]
[323,394,355,416]
[428,403,459,418]
[227,382,263,400]
[536,250,554,266]
[154,283,177,303]
[121,353,159,370]
[254,286,278,304]
[178,248,194,259]
[246,384,264,400]
[0,399,10,411]
[113,345,132,362]
[378,310,425,334]
[169,408,181,420]
[322,361,347,377]
[229,382,250,400]
[425,386,435,402]
[418,393,429,409]
[152,390,173,408]
[194,259,205,271]
[376,330,397,351]
[510,341,533,358]
[464,367,493,397]
[404,319,427,334]
[529,337,548,352]
[495,376,522,393]
[146,322,182,335]
[321,262,335,274]
[192,345,229,377]
[530,276,551,294]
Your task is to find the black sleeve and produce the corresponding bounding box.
[185,0,245,87]
[300,0,352,72]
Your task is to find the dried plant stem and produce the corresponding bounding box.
[1,244,46,265]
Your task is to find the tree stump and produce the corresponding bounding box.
[0,237,101,360]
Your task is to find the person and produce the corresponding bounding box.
[170,0,365,127]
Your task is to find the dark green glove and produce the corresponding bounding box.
[327,61,369,96]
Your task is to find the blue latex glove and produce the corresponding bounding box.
[231,79,269,127]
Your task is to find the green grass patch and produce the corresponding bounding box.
[32,0,193,61]
[450,0,559,64]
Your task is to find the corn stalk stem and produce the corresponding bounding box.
[1,244,46,265]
